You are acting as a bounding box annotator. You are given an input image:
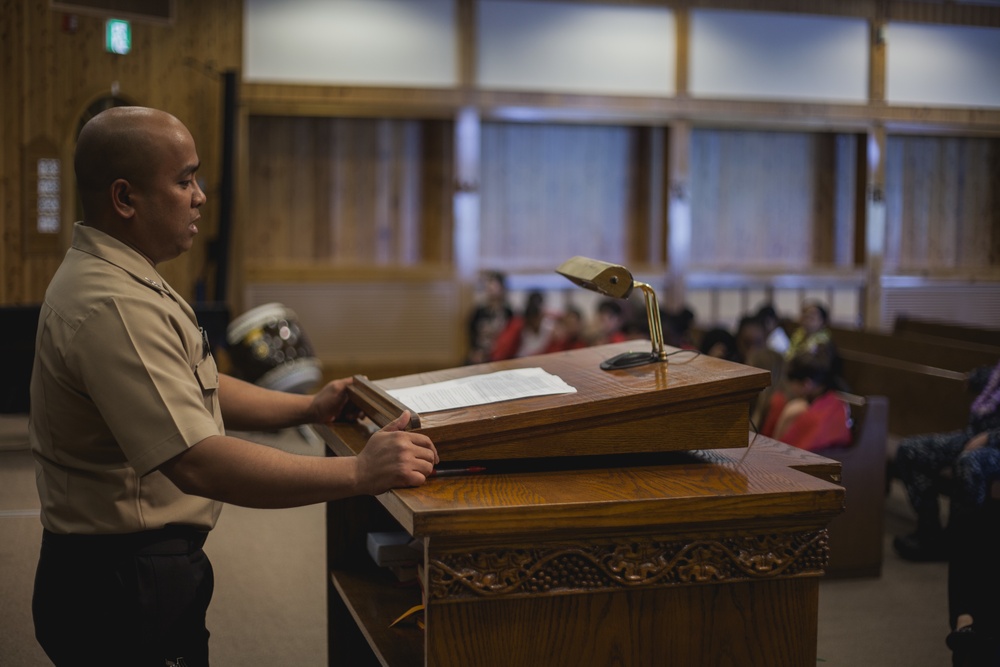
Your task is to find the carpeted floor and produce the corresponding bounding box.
[0,415,952,666]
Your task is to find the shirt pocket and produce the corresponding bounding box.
[194,353,219,394]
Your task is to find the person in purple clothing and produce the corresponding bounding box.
[892,360,1000,664]
[893,360,1000,562]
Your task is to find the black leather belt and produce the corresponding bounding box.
[42,525,209,556]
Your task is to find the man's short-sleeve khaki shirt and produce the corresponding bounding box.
[30,223,224,534]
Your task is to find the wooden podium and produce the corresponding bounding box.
[315,342,845,667]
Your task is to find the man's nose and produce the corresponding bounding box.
[194,179,207,207]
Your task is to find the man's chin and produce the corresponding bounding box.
[160,241,195,264]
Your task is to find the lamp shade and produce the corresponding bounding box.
[555,256,634,299]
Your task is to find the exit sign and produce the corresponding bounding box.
[105,18,131,55]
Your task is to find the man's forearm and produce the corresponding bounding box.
[160,434,361,508]
[217,374,315,432]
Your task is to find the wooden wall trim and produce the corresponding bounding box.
[244,83,1000,134]
[673,6,690,99]
[885,0,1000,27]
[477,96,1000,134]
[456,0,476,95]
[242,84,465,119]
[243,262,456,284]
[1,2,22,303]
[869,19,886,104]
[685,268,867,286]
[534,0,1000,27]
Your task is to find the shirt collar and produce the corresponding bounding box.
[70,222,173,298]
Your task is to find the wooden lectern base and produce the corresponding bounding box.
[318,344,844,666]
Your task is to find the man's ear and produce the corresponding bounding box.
[110,179,135,218]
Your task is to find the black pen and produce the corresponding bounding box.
[429,466,486,478]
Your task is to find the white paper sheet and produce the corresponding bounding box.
[385,367,577,414]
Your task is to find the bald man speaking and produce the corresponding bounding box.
[29,107,438,666]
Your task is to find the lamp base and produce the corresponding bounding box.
[599,351,663,371]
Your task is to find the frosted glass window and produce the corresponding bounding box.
[690,10,868,103]
[244,0,456,86]
[689,130,838,269]
[478,0,675,96]
[478,122,632,271]
[886,23,1000,108]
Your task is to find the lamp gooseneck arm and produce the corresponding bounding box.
[635,281,667,362]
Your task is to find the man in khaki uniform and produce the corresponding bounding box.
[29,106,439,667]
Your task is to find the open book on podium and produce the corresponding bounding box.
[345,341,770,463]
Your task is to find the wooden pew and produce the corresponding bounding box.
[818,393,889,579]
[830,326,998,437]
[832,326,999,374]
[767,393,889,579]
[894,315,1000,349]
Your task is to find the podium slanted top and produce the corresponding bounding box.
[348,341,770,463]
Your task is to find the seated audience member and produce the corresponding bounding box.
[543,306,588,354]
[785,300,834,359]
[945,493,1000,667]
[747,347,787,429]
[490,291,555,361]
[756,303,791,355]
[663,305,697,350]
[785,300,845,389]
[699,327,739,362]
[591,299,630,346]
[466,270,513,364]
[892,360,1000,563]
[761,350,851,452]
[734,315,767,365]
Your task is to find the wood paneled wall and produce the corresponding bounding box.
[6,0,1000,344]
[243,116,454,270]
[884,135,999,271]
[1,0,242,305]
[241,114,999,294]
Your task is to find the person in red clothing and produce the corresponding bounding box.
[490,291,555,361]
[465,270,513,364]
[543,306,588,354]
[591,299,629,346]
[761,350,851,452]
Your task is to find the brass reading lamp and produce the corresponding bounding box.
[556,256,668,371]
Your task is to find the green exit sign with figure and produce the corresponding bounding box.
[105,18,131,55]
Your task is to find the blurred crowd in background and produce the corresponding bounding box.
[466,270,848,453]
